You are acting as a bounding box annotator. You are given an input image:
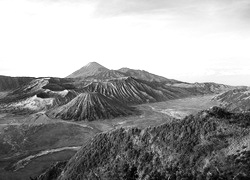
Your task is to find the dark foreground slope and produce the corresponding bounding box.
[48,92,138,121]
[37,107,250,180]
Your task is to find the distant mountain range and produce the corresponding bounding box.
[0,62,233,121]
[66,62,181,83]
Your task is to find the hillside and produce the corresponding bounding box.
[36,107,250,180]
[48,92,138,121]
[0,122,98,160]
[215,87,250,112]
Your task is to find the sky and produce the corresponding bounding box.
[0,0,250,86]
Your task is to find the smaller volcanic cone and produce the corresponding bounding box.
[48,92,137,121]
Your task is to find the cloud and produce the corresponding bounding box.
[27,0,250,16]
[92,0,246,15]
[24,0,250,28]
[85,0,250,32]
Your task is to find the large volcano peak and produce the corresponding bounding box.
[66,62,109,79]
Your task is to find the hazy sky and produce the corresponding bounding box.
[1,0,250,86]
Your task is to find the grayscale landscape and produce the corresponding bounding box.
[1,0,250,180]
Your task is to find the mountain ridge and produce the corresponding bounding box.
[118,67,181,83]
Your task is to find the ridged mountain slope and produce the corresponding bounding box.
[82,77,167,104]
[37,107,250,180]
[66,62,109,79]
[82,77,230,105]
[48,92,137,121]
